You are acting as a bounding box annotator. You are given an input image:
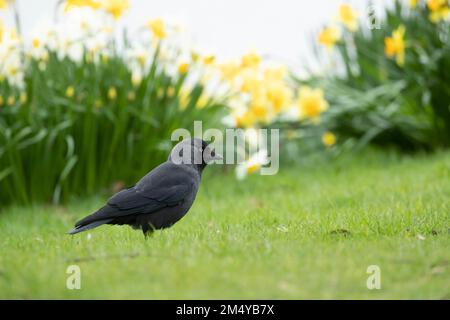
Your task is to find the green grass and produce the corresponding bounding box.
[0,150,449,299]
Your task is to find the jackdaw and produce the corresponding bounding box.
[68,138,221,236]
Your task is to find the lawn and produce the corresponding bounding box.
[0,150,449,299]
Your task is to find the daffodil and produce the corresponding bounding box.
[428,0,445,11]
[177,88,190,109]
[297,86,329,119]
[146,18,167,40]
[19,92,27,104]
[101,54,110,64]
[322,131,337,147]
[263,64,287,82]
[196,94,209,109]
[241,50,261,69]
[318,25,341,49]
[202,54,215,65]
[249,102,270,123]
[32,38,40,49]
[266,82,292,113]
[236,149,269,180]
[166,87,175,98]
[7,95,15,106]
[133,48,147,68]
[217,60,240,82]
[240,70,262,94]
[0,0,14,10]
[427,0,450,22]
[64,0,100,11]
[190,51,200,62]
[108,86,117,100]
[338,4,359,32]
[178,62,189,75]
[101,0,129,20]
[66,86,75,98]
[131,72,142,87]
[409,0,419,8]
[384,25,406,66]
[229,108,256,128]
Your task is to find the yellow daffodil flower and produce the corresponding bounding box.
[178,62,189,75]
[241,50,261,69]
[135,51,147,68]
[318,25,341,49]
[263,64,287,82]
[102,0,129,20]
[19,92,27,104]
[66,86,75,98]
[322,132,337,147]
[7,95,15,106]
[266,83,292,113]
[166,87,175,98]
[64,0,101,11]
[202,54,215,65]
[108,87,117,100]
[409,0,419,8]
[427,0,450,22]
[240,70,262,94]
[218,60,240,82]
[428,0,444,10]
[31,38,41,49]
[338,4,359,32]
[190,51,200,63]
[249,102,270,123]
[0,0,13,10]
[196,94,209,109]
[236,150,269,180]
[177,88,191,110]
[384,25,406,66]
[146,18,167,40]
[131,72,142,87]
[232,109,255,128]
[297,86,329,119]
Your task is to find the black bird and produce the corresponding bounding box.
[68,138,221,237]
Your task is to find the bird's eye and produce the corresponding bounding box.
[211,150,216,157]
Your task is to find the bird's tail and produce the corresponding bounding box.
[67,219,112,235]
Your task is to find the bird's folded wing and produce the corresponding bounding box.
[75,183,192,227]
[108,183,191,211]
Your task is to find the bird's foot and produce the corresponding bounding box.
[142,224,155,239]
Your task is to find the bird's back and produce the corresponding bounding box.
[70,161,201,234]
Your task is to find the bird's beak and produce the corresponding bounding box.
[204,146,223,164]
[213,153,223,161]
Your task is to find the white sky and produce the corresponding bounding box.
[1,0,392,68]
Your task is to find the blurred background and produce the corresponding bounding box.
[3,0,391,68]
[0,0,449,204]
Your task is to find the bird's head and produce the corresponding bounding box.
[168,138,222,171]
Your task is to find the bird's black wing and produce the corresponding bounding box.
[75,163,196,227]
[107,183,191,212]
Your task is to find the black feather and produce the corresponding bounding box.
[68,138,218,236]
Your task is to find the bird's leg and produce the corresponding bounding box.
[142,223,154,239]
